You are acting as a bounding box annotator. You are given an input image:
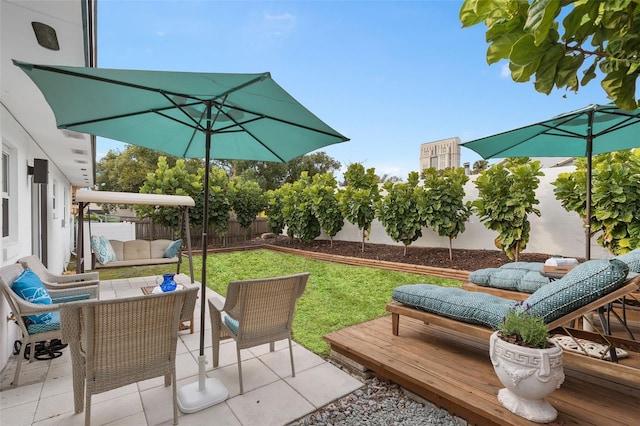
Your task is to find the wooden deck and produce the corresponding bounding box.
[324,315,640,426]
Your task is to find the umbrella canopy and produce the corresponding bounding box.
[15,60,349,411]
[461,103,640,260]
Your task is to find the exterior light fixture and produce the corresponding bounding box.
[31,22,60,50]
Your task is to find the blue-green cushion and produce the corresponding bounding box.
[499,262,544,272]
[224,314,239,335]
[164,239,182,258]
[468,268,498,286]
[91,235,117,264]
[614,248,640,273]
[392,284,516,329]
[26,312,60,334]
[12,269,52,324]
[488,269,524,290]
[525,259,629,324]
[518,271,550,293]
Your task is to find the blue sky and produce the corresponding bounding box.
[97,0,609,179]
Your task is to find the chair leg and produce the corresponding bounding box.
[209,303,221,367]
[11,339,27,386]
[288,337,295,378]
[236,346,244,395]
[269,341,275,352]
[85,392,91,425]
[172,370,178,425]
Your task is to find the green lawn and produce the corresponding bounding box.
[96,249,461,356]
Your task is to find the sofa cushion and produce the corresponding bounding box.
[109,240,124,261]
[123,240,151,261]
[525,259,629,324]
[91,235,117,264]
[164,239,182,258]
[614,248,640,273]
[392,284,515,329]
[151,239,172,258]
[12,269,53,324]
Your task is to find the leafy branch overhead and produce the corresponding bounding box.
[460,0,640,110]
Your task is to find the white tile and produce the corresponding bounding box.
[285,362,363,408]
[84,392,144,424]
[227,380,315,425]
[175,351,200,381]
[259,344,326,378]
[32,390,75,423]
[0,381,43,408]
[0,400,38,425]
[139,381,179,426]
[172,401,241,426]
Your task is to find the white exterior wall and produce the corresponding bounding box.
[323,166,612,260]
[1,105,76,370]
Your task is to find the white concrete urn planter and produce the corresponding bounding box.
[489,331,565,423]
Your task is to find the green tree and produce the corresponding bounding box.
[553,150,640,254]
[472,160,489,174]
[198,167,232,244]
[305,173,344,247]
[421,167,473,261]
[281,173,321,243]
[473,158,543,261]
[223,151,341,191]
[136,157,202,230]
[376,172,425,256]
[337,163,380,252]
[264,188,287,239]
[229,176,266,239]
[460,0,640,110]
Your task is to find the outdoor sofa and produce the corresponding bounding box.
[91,236,182,269]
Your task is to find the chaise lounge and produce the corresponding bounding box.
[387,258,640,382]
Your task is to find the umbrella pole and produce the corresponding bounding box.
[177,102,228,413]
[585,110,594,261]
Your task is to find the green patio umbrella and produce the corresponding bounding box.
[460,103,640,260]
[14,59,349,412]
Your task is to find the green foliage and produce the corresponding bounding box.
[222,151,341,191]
[460,0,640,110]
[421,168,473,260]
[199,167,232,239]
[229,177,266,234]
[337,163,381,252]
[305,173,344,244]
[553,150,640,254]
[280,173,321,243]
[264,188,287,237]
[473,158,543,260]
[136,157,202,230]
[498,302,549,349]
[376,172,424,255]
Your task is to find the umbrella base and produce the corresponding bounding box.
[177,355,228,413]
[177,378,228,413]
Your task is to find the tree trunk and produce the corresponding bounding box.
[361,230,365,253]
[515,239,520,262]
[330,236,333,248]
[403,244,408,256]
[449,237,453,261]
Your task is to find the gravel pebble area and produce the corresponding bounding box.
[288,377,463,426]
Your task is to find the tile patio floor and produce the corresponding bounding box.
[1,274,363,425]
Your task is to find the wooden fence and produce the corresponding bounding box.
[134,217,269,249]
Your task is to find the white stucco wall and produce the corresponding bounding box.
[323,166,612,260]
[1,105,76,372]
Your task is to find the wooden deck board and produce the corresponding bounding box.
[324,315,640,426]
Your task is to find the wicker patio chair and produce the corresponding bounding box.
[0,263,99,386]
[17,255,100,292]
[209,272,309,394]
[60,286,198,425]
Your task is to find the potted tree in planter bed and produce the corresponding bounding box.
[489,302,565,423]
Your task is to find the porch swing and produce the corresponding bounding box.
[74,190,196,278]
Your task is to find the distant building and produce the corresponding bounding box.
[419,137,461,171]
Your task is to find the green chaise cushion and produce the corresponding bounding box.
[468,262,549,293]
[392,284,515,329]
[614,248,640,273]
[525,258,629,324]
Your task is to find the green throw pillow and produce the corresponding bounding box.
[525,259,629,324]
[91,235,117,264]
